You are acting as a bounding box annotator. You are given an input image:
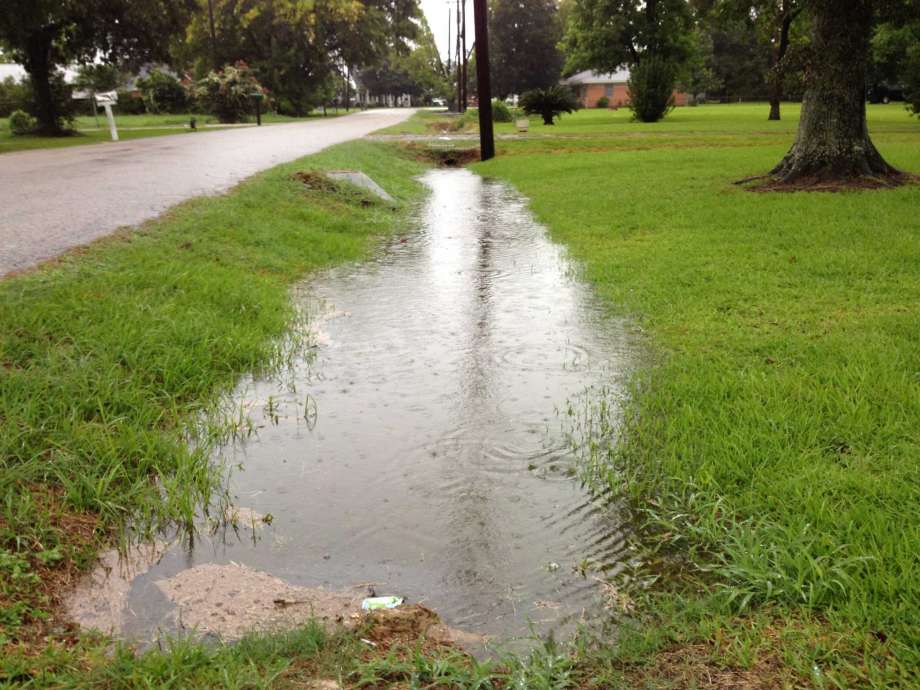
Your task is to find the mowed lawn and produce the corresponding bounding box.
[0,111,337,155]
[475,103,920,687]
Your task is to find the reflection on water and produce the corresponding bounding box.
[107,169,636,645]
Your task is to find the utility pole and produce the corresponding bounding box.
[472,0,495,160]
[460,0,468,111]
[446,5,452,74]
[455,0,462,112]
[206,0,218,70]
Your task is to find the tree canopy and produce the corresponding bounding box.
[0,0,194,132]
[562,0,694,74]
[489,0,564,98]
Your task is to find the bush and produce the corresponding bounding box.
[8,109,36,136]
[116,91,148,115]
[628,57,676,123]
[137,70,188,114]
[491,99,512,122]
[0,77,30,118]
[595,96,609,109]
[519,86,580,125]
[195,62,265,123]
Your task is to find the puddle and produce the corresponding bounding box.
[69,169,636,650]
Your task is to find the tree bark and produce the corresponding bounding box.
[770,0,901,184]
[767,3,795,121]
[22,30,62,135]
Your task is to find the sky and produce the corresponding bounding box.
[420,0,477,65]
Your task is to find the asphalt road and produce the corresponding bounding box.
[0,108,415,277]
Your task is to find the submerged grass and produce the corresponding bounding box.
[0,140,426,656]
[475,103,920,686]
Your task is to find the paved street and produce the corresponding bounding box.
[0,109,414,277]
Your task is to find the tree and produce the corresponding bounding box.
[489,0,564,98]
[562,0,694,73]
[0,0,194,134]
[768,0,913,185]
[359,15,449,104]
[710,0,808,119]
[871,18,920,113]
[520,85,580,124]
[184,0,421,116]
[562,0,693,121]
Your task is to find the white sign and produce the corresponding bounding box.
[94,90,118,106]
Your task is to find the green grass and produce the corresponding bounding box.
[375,108,470,135]
[3,103,920,687]
[473,102,920,687]
[0,110,338,155]
[0,140,426,649]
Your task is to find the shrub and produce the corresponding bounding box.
[0,77,30,118]
[8,109,36,136]
[595,95,609,109]
[491,99,512,122]
[116,91,148,115]
[195,62,265,123]
[628,57,677,123]
[519,86,580,125]
[137,70,188,114]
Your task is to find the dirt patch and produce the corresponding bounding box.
[65,540,171,635]
[153,563,484,650]
[293,171,342,193]
[736,172,917,193]
[403,143,480,167]
[0,486,101,647]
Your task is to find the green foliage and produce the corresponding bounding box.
[7,108,35,135]
[489,0,564,98]
[595,95,609,108]
[491,99,513,122]
[562,0,693,75]
[73,63,121,94]
[194,62,264,123]
[0,0,193,132]
[520,85,580,125]
[137,69,188,114]
[871,19,920,116]
[0,76,28,117]
[115,90,147,115]
[628,57,676,122]
[186,0,423,115]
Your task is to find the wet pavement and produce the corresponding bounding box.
[0,109,414,277]
[70,168,635,648]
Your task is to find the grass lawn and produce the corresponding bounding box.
[2,103,919,688]
[469,102,920,687]
[0,110,339,155]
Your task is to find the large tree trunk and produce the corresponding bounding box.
[23,30,63,135]
[770,0,901,185]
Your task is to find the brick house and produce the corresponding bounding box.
[563,69,689,109]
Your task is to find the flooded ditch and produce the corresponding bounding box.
[68,168,637,651]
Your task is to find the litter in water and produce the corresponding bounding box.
[361,595,404,610]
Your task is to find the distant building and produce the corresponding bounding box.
[0,63,81,84]
[564,69,689,109]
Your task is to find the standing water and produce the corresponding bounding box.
[74,169,635,647]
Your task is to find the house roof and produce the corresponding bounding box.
[563,68,631,85]
[0,63,82,84]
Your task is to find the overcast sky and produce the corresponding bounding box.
[420,0,477,64]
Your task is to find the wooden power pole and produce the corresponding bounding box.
[473,0,495,159]
[461,0,468,111]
